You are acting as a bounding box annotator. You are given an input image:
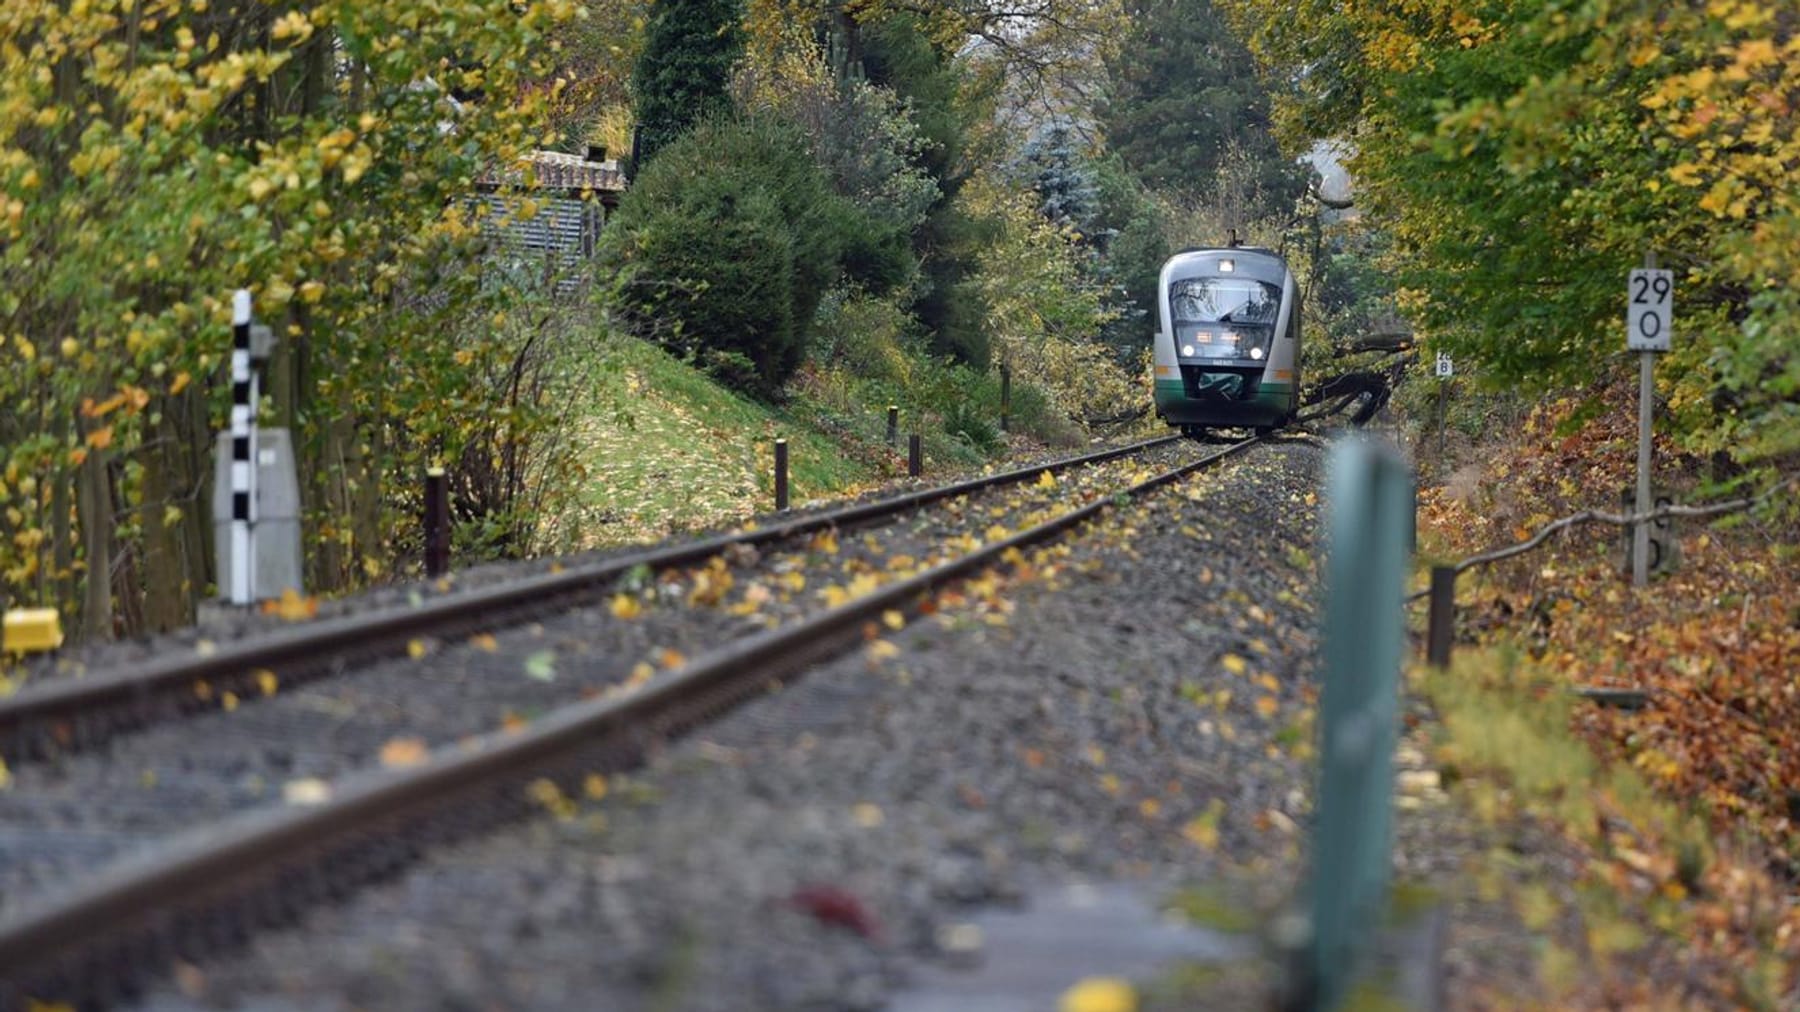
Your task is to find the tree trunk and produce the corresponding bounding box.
[50,412,74,614]
[75,418,115,643]
[139,406,197,631]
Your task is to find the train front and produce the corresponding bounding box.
[1152,248,1299,431]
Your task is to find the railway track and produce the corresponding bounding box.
[0,431,1282,1007]
[0,435,1183,766]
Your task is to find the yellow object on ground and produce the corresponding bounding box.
[1059,977,1138,1012]
[3,608,63,653]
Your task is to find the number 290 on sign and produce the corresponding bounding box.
[1627,268,1672,352]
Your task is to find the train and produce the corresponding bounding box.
[1151,242,1302,437]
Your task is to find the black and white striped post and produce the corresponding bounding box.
[228,289,259,606]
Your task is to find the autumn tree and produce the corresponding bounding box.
[0,0,580,637]
[1221,0,1800,464]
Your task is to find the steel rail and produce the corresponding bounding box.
[0,435,1259,1001]
[0,435,1179,762]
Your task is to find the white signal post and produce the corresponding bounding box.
[1628,255,1673,587]
[230,289,258,605]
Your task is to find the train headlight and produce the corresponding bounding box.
[1219,259,1235,273]
[1182,344,1195,357]
[1250,347,1265,361]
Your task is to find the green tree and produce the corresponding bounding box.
[1100,0,1301,217]
[632,0,746,166]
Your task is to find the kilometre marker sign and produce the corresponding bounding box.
[1627,268,1673,352]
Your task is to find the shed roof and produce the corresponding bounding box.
[477,149,626,196]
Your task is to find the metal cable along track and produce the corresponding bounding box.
[0,435,1260,1007]
[0,435,1179,764]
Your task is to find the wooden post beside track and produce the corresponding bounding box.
[1426,565,1455,668]
[424,468,450,578]
[887,405,899,448]
[775,439,790,512]
[908,434,922,478]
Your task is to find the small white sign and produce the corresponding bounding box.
[1627,268,1673,352]
[1434,352,1454,378]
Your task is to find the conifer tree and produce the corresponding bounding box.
[631,0,745,167]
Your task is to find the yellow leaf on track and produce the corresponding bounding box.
[1036,470,1057,489]
[1255,696,1279,719]
[1220,654,1247,676]
[867,639,900,662]
[268,589,318,622]
[379,737,429,768]
[882,610,905,631]
[469,633,499,652]
[609,593,642,619]
[1059,977,1137,1012]
[406,638,428,660]
[1183,799,1225,850]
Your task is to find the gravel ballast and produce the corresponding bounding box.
[122,440,1334,1010]
[0,442,1204,921]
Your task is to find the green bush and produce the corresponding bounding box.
[600,116,858,399]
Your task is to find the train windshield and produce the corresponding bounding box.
[1169,276,1281,359]
[1169,277,1281,326]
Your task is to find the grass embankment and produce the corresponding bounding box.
[1409,378,1800,1008]
[544,335,1005,551]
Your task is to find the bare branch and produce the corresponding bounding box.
[1404,473,1800,602]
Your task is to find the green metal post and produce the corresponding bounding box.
[1309,437,1415,1010]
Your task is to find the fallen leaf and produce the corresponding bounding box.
[407,638,429,660]
[1182,799,1225,851]
[523,649,557,681]
[852,802,884,828]
[527,777,576,819]
[1059,977,1137,1012]
[283,777,332,805]
[1255,696,1279,719]
[609,593,642,619]
[469,633,499,652]
[1220,654,1247,676]
[866,639,900,662]
[379,737,429,767]
[265,588,317,622]
[254,669,279,696]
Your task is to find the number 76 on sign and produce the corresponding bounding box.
[1628,268,1673,352]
